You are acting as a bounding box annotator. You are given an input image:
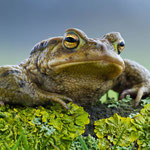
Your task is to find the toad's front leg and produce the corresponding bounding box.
[32,85,72,109]
[0,66,72,109]
[112,59,150,107]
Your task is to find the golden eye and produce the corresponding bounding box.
[63,32,79,49]
[117,40,125,54]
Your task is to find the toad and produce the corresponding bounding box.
[0,28,150,109]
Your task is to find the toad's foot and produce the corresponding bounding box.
[47,93,72,109]
[119,85,150,107]
[35,88,72,109]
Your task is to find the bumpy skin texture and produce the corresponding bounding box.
[0,28,149,108]
[113,59,150,107]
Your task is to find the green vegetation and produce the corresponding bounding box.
[134,104,150,149]
[94,104,150,149]
[100,91,133,108]
[94,114,137,149]
[0,102,89,150]
[70,135,100,150]
[1,91,150,149]
[100,90,118,104]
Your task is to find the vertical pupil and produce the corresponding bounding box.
[65,37,76,43]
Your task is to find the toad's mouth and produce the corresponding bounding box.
[51,59,123,69]
[49,56,125,79]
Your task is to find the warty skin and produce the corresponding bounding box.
[0,28,150,109]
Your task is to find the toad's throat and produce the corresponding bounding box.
[50,59,125,80]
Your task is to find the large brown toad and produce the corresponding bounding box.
[0,28,150,109]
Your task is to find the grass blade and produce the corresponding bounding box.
[41,138,49,150]
[12,133,23,150]
[78,135,89,150]
[22,133,30,150]
[113,128,126,150]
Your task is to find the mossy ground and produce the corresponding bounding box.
[83,91,143,137]
[1,90,149,149]
[0,102,89,150]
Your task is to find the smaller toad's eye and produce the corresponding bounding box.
[117,40,125,54]
[63,32,79,49]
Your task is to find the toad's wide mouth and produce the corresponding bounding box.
[49,56,125,79]
[49,55,125,71]
[51,59,123,70]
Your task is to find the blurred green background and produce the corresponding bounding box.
[0,0,150,69]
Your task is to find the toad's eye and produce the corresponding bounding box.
[117,40,125,54]
[63,32,79,49]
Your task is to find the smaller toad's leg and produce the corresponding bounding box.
[113,59,150,107]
